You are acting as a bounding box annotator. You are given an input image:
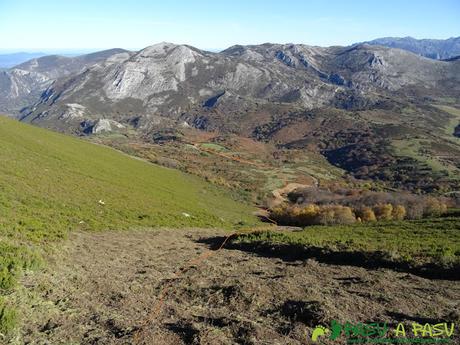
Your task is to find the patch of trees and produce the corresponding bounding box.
[269,187,449,226]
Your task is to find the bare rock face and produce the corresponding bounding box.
[95,119,124,133]
[103,43,200,100]
[59,103,87,120]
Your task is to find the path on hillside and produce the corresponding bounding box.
[19,229,459,344]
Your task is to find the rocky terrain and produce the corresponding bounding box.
[0,48,129,115]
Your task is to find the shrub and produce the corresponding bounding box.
[392,205,407,220]
[269,190,448,226]
[269,204,355,226]
[373,203,393,221]
[269,204,293,225]
[0,298,17,335]
[313,207,336,225]
[0,267,16,292]
[355,207,377,222]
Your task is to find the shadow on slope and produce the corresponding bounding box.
[197,235,460,281]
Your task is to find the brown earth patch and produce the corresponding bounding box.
[17,229,460,344]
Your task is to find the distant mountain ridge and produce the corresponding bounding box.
[16,41,459,133]
[0,48,130,115]
[0,52,47,68]
[361,36,460,60]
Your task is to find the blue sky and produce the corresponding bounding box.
[0,0,459,52]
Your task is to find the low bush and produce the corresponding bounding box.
[0,297,17,336]
[269,196,447,226]
[314,205,356,225]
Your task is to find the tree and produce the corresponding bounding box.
[373,203,393,221]
[423,197,447,217]
[314,205,356,225]
[356,207,377,222]
[392,205,406,220]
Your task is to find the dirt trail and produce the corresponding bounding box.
[18,229,459,344]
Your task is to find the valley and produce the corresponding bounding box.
[0,34,459,344]
[0,114,459,344]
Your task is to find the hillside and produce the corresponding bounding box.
[0,116,255,238]
[0,115,256,330]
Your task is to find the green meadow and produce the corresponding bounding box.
[234,215,460,268]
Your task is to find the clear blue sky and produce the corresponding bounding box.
[0,0,459,52]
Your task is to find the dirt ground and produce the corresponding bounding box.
[15,228,460,344]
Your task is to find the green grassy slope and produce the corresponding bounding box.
[234,216,460,270]
[0,116,256,327]
[0,116,256,240]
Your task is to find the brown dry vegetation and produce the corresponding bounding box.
[14,229,460,345]
[269,187,449,226]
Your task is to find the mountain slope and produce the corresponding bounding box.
[19,42,460,133]
[362,36,460,60]
[0,115,255,242]
[0,49,130,115]
[0,114,256,335]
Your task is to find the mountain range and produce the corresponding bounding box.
[361,36,460,60]
[1,37,459,193]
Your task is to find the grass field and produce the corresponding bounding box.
[0,116,257,333]
[433,104,460,140]
[233,215,460,271]
[392,138,458,175]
